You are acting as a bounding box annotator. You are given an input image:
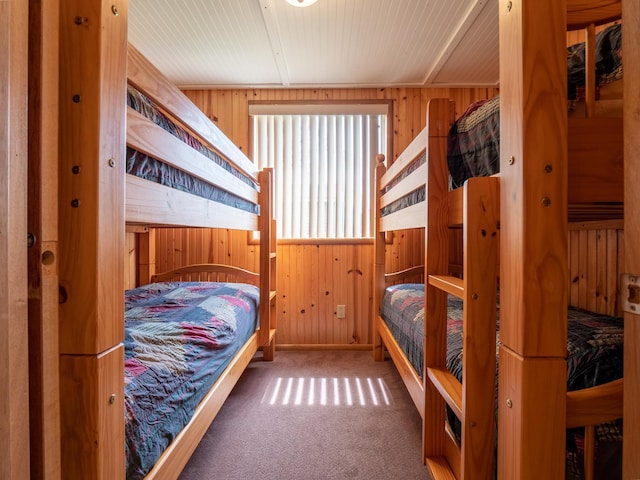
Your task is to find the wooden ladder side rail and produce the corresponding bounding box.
[459,177,500,480]
[258,168,276,359]
[422,98,456,475]
[373,154,388,362]
[425,177,500,480]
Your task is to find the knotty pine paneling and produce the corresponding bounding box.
[568,224,623,316]
[136,87,498,346]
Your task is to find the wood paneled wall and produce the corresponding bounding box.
[129,87,501,346]
[1,0,30,477]
[124,86,624,345]
[179,87,497,346]
[568,222,624,316]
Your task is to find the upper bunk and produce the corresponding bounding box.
[126,44,266,232]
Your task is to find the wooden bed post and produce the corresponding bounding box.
[498,1,568,478]
[422,98,454,470]
[137,228,156,286]
[258,167,277,360]
[58,0,128,478]
[622,1,640,477]
[373,154,387,362]
[28,0,61,477]
[1,0,30,478]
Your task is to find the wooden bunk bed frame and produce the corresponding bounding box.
[499,1,626,479]
[373,1,627,479]
[373,97,501,479]
[57,3,276,478]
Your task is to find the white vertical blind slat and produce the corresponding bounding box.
[253,111,385,239]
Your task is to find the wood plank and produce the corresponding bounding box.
[623,1,640,476]
[499,0,568,356]
[460,176,499,480]
[27,0,61,477]
[380,129,426,188]
[376,316,424,415]
[127,109,258,205]
[568,117,623,204]
[566,0,621,30]
[58,0,127,354]
[427,367,462,420]
[1,0,30,477]
[126,175,258,230]
[127,44,258,182]
[423,98,453,464]
[425,457,456,480]
[566,378,623,428]
[498,0,567,477]
[447,187,464,226]
[60,345,125,480]
[428,275,464,299]
[498,347,566,480]
[380,202,426,231]
[379,162,426,209]
[587,229,598,312]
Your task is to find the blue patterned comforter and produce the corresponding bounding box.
[380,283,624,478]
[124,281,260,479]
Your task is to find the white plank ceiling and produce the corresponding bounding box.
[128,0,500,89]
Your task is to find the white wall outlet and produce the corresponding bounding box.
[336,304,346,319]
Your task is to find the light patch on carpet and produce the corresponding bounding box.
[260,376,394,407]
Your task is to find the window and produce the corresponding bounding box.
[251,103,388,239]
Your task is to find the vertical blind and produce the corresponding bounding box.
[252,113,386,239]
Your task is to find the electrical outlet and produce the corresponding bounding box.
[336,304,346,319]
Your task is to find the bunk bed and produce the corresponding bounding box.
[123,45,277,480]
[58,3,276,475]
[372,3,625,479]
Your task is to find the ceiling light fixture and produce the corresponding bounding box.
[285,0,318,7]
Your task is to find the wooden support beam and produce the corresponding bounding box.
[0,0,30,478]
[498,0,568,477]
[622,1,640,477]
[58,0,128,478]
[28,0,61,477]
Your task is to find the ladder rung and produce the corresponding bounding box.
[269,290,277,302]
[428,275,464,299]
[427,367,462,420]
[425,456,457,480]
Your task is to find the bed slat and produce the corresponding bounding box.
[127,108,258,205]
[428,275,464,299]
[427,367,463,420]
[127,44,258,183]
[126,175,258,230]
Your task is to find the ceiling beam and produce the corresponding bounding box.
[423,0,491,85]
[258,0,291,86]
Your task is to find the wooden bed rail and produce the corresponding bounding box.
[567,378,623,480]
[150,263,260,284]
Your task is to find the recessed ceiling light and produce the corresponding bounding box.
[285,0,318,7]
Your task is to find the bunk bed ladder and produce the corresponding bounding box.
[424,176,500,480]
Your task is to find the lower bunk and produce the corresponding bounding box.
[124,264,270,479]
[377,282,624,479]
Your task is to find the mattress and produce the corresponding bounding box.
[380,283,624,478]
[126,85,260,214]
[124,281,260,479]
